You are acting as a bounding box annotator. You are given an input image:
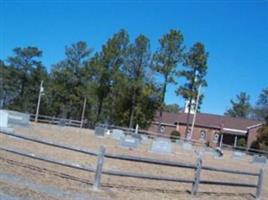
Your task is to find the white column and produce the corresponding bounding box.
[189,85,202,140]
[234,136,238,147]
[135,124,139,134]
[35,80,44,123]
[219,133,223,148]
[80,98,87,128]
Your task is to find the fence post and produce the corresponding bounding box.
[191,156,202,195]
[256,168,263,200]
[93,146,105,190]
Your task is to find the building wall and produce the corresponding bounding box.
[147,123,176,136]
[148,122,221,147]
[177,124,220,147]
[148,122,263,149]
[247,127,260,148]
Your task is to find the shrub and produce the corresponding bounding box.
[170,130,180,142]
[237,138,246,147]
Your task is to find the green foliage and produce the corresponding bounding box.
[170,130,180,142]
[1,29,209,130]
[251,88,268,121]
[176,42,208,133]
[49,41,92,119]
[176,42,208,105]
[153,29,185,118]
[4,47,48,113]
[237,138,246,147]
[163,103,182,113]
[225,92,251,118]
[124,34,151,128]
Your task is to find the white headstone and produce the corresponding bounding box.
[151,137,172,154]
[251,155,267,164]
[7,110,30,126]
[181,142,192,150]
[0,110,8,128]
[95,126,106,136]
[120,135,139,149]
[232,151,245,160]
[111,129,125,140]
[141,135,149,144]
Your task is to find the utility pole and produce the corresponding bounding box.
[80,97,87,128]
[189,85,202,140]
[35,80,44,123]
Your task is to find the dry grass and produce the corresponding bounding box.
[0,123,267,200]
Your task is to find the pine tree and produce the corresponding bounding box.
[124,34,151,128]
[6,47,47,113]
[153,29,184,129]
[176,42,208,135]
[225,92,251,118]
[49,41,92,118]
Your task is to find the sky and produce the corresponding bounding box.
[1,0,268,115]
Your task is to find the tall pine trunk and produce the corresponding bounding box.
[129,87,136,128]
[158,76,167,133]
[185,69,197,137]
[96,97,103,124]
[185,97,193,137]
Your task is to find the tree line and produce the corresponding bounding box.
[225,90,268,121]
[225,90,268,150]
[0,29,208,129]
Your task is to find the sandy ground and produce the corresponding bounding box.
[0,123,267,200]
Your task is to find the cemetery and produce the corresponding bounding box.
[0,119,267,200]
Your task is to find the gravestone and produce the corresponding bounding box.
[131,133,142,142]
[151,137,172,154]
[7,110,30,126]
[181,142,192,151]
[111,129,125,140]
[251,155,267,164]
[95,126,106,137]
[120,135,139,149]
[0,110,8,128]
[176,140,183,146]
[58,119,66,127]
[232,151,245,160]
[0,110,14,133]
[141,135,149,144]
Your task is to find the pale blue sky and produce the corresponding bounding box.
[1,0,267,115]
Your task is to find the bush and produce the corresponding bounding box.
[170,130,180,142]
[237,138,246,147]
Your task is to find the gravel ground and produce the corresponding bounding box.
[0,123,267,200]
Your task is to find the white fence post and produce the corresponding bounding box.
[191,156,202,195]
[256,168,263,200]
[93,146,105,189]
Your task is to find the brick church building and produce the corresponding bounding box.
[148,111,263,148]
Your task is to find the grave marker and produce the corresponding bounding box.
[251,155,267,164]
[132,133,142,142]
[0,110,8,128]
[141,135,149,144]
[232,151,245,160]
[58,119,66,127]
[181,142,192,151]
[151,137,172,154]
[0,110,14,133]
[7,110,30,126]
[111,129,125,140]
[120,135,139,149]
[95,126,106,137]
